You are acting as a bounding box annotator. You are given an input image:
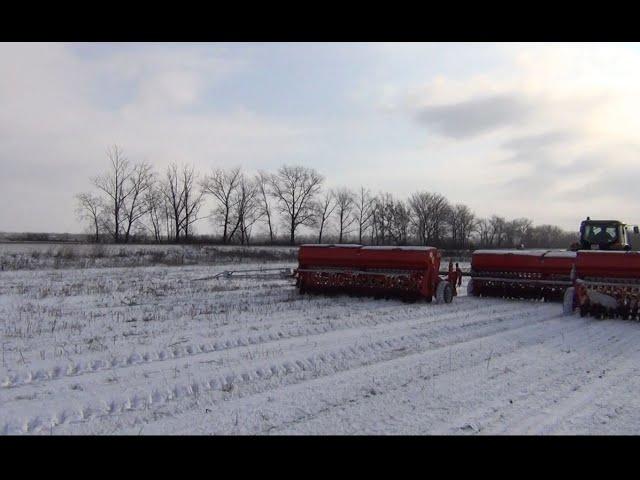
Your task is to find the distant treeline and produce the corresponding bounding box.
[0,232,85,243]
[74,145,579,249]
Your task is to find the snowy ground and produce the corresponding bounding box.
[0,243,297,271]
[2,255,640,435]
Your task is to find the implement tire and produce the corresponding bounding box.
[436,281,453,304]
[467,278,475,297]
[563,287,575,316]
[579,303,589,317]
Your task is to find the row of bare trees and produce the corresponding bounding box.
[76,146,324,245]
[76,145,577,248]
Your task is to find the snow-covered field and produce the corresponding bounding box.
[2,250,640,435]
[0,243,297,271]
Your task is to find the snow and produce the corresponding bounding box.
[299,245,437,251]
[544,251,577,258]
[0,243,297,271]
[300,244,362,248]
[578,250,639,255]
[473,249,579,259]
[2,249,640,435]
[473,249,564,256]
[361,246,437,251]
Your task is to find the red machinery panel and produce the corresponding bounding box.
[575,251,640,279]
[298,244,362,269]
[472,249,575,277]
[469,249,576,299]
[571,251,640,318]
[296,244,449,302]
[358,246,440,271]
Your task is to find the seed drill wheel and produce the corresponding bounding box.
[563,287,575,316]
[436,281,454,304]
[467,279,475,296]
[579,303,589,317]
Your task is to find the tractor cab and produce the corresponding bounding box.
[573,218,640,251]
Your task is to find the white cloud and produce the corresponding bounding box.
[0,43,312,233]
[3,43,640,234]
[385,43,640,228]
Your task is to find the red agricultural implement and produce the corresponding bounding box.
[292,219,640,319]
[564,251,640,319]
[296,244,455,303]
[468,249,576,301]
[467,218,640,319]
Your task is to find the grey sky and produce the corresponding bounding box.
[1,42,640,234]
[416,94,532,138]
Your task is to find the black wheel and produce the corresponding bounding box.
[466,279,475,296]
[436,281,453,304]
[579,303,589,317]
[563,287,575,316]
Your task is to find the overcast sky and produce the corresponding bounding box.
[2,42,640,234]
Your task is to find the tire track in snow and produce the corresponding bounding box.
[508,332,640,435]
[1,302,559,434]
[444,320,640,435]
[126,307,577,435]
[0,298,529,390]
[266,315,607,435]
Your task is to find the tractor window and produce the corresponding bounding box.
[583,225,618,244]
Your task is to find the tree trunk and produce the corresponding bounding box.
[222,211,228,244]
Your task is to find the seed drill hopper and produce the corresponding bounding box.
[468,217,640,319]
[296,244,455,303]
[565,251,640,319]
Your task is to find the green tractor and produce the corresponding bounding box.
[571,217,640,251]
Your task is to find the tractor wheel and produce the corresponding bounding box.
[563,287,575,316]
[436,281,453,304]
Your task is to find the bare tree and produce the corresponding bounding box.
[89,146,155,243]
[162,163,185,243]
[354,186,374,244]
[476,218,492,247]
[232,176,262,245]
[255,171,276,243]
[506,217,533,248]
[316,190,337,243]
[180,165,204,241]
[449,203,476,249]
[370,193,410,245]
[122,161,154,243]
[75,193,103,242]
[370,193,395,245]
[162,195,175,241]
[160,163,203,243]
[387,198,411,245]
[269,165,324,245]
[143,184,164,242]
[489,215,507,247]
[91,145,132,243]
[408,191,451,246]
[524,224,573,248]
[201,167,242,244]
[334,188,356,243]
